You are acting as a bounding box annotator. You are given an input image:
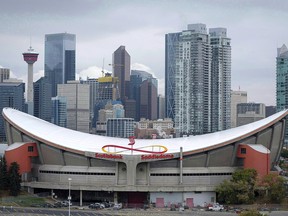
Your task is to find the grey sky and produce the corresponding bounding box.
[1,0,288,106]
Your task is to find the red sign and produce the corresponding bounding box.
[95,153,123,160]
[141,154,174,160]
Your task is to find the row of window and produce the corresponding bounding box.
[150,173,232,176]
[39,170,232,177]
[39,170,115,176]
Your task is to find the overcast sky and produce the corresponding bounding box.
[1,0,288,106]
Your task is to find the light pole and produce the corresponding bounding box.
[68,178,72,216]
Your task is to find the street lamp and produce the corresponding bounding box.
[68,178,72,216]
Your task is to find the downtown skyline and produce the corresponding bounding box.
[1,0,288,106]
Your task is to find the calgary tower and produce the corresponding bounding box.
[23,46,39,115]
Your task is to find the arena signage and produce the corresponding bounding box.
[141,154,174,161]
[95,153,123,160]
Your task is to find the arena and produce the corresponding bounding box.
[2,107,288,208]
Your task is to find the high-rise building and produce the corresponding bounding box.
[51,96,67,128]
[165,23,231,136]
[57,81,90,133]
[231,90,248,128]
[0,68,10,83]
[140,79,157,120]
[130,70,158,121]
[23,46,39,115]
[0,81,25,141]
[276,44,288,144]
[157,95,165,119]
[45,33,76,97]
[112,46,130,102]
[81,78,99,129]
[33,77,52,122]
[236,103,266,126]
[209,28,231,132]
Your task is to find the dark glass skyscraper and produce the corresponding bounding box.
[112,46,130,102]
[45,33,76,97]
[33,77,52,122]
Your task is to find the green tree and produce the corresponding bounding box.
[258,173,286,203]
[216,169,257,204]
[8,162,21,196]
[0,156,10,190]
[280,148,288,158]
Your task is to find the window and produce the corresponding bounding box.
[28,146,34,152]
[241,148,246,154]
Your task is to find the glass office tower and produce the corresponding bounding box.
[45,33,76,97]
[276,44,288,145]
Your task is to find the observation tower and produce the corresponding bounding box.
[23,46,39,115]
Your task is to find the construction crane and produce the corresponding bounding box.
[101,58,105,77]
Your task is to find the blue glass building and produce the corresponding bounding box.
[0,82,25,141]
[45,33,76,97]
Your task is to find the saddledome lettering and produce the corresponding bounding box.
[141,154,174,160]
[95,153,123,160]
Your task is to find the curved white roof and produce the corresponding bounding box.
[2,108,288,155]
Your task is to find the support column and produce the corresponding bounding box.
[114,192,118,203]
[180,147,183,184]
[80,190,83,206]
[51,189,54,199]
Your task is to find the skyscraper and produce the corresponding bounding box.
[210,28,231,132]
[33,77,52,122]
[112,46,130,102]
[0,81,25,141]
[130,70,158,121]
[57,81,90,133]
[45,33,76,97]
[165,24,231,136]
[276,44,288,145]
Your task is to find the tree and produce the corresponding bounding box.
[216,169,257,204]
[0,156,10,190]
[257,173,286,203]
[280,148,288,158]
[8,162,21,196]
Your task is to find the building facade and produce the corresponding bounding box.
[57,81,90,133]
[231,90,248,128]
[106,118,134,138]
[33,77,52,122]
[0,82,25,141]
[276,44,288,145]
[165,24,231,136]
[0,68,10,83]
[236,103,266,127]
[45,33,76,97]
[51,96,67,128]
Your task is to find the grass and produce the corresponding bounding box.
[0,190,49,207]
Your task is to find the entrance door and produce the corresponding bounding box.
[186,198,194,208]
[156,198,164,208]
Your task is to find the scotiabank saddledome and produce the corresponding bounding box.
[2,107,288,207]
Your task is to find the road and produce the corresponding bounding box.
[0,207,288,216]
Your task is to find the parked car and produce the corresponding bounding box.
[113,203,122,210]
[208,203,224,211]
[88,203,105,209]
